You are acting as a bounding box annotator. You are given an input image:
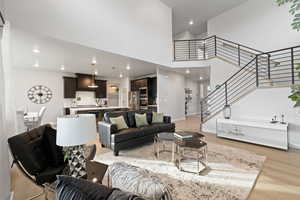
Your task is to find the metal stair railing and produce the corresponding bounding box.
[199,45,300,123]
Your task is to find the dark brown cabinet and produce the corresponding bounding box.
[63,77,77,98]
[76,73,94,91]
[63,74,107,99]
[95,80,107,98]
[130,78,148,91]
[148,77,157,105]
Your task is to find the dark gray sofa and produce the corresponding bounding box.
[98,111,175,156]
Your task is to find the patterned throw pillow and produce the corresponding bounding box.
[135,113,149,128]
[110,116,128,130]
[152,112,164,124]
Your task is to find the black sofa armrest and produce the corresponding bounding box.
[163,116,171,123]
[98,121,118,148]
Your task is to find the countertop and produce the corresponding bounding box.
[68,106,129,112]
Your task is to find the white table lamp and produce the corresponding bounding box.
[57,114,97,147]
[56,114,97,178]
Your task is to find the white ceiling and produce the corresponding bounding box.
[11,28,159,78]
[173,67,210,82]
[11,28,210,82]
[160,0,248,35]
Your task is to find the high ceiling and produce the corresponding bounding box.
[160,0,248,36]
[11,28,210,82]
[11,28,158,78]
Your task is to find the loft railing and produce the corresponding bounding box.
[0,11,5,28]
[200,45,300,123]
[174,36,264,67]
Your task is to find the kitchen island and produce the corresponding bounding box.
[65,106,129,121]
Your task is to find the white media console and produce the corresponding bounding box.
[216,119,288,150]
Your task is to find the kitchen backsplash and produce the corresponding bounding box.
[76,91,96,105]
[63,91,107,107]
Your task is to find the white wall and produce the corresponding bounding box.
[208,0,300,51]
[204,0,300,148]
[208,58,239,90]
[5,0,173,67]
[157,67,185,121]
[203,87,300,148]
[0,31,12,200]
[185,79,200,115]
[12,69,67,124]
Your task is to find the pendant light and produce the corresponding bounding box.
[88,63,98,88]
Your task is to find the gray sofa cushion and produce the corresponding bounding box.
[56,175,143,200]
[152,123,175,133]
[112,128,145,143]
[56,175,112,200]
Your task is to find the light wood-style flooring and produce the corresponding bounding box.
[11,116,300,200]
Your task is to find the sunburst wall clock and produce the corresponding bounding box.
[27,85,53,104]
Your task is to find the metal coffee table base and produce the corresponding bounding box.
[174,142,208,174]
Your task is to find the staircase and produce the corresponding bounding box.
[173,36,300,123]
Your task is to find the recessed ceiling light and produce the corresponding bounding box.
[119,73,123,78]
[186,69,190,74]
[32,48,40,53]
[126,64,131,70]
[199,76,203,80]
[33,61,39,68]
[189,20,194,25]
[92,58,97,65]
[94,70,98,75]
[60,65,65,71]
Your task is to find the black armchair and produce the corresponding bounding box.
[8,124,67,199]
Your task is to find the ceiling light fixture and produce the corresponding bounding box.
[119,73,123,78]
[32,48,40,54]
[189,20,194,25]
[88,63,98,88]
[88,74,99,88]
[199,76,203,80]
[33,61,39,68]
[60,65,65,71]
[92,58,97,65]
[126,64,131,70]
[186,69,190,74]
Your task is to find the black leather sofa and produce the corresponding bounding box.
[98,111,175,156]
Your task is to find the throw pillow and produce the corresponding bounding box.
[135,113,149,127]
[152,112,164,124]
[110,116,128,130]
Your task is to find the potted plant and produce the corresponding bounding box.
[288,65,300,106]
[276,0,300,31]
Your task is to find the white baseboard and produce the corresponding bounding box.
[186,112,200,116]
[173,117,186,122]
[289,143,300,149]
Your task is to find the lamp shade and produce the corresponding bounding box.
[56,114,97,147]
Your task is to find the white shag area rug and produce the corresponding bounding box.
[95,142,266,200]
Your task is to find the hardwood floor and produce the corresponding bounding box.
[11,116,300,200]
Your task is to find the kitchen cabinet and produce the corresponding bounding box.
[63,77,77,98]
[95,80,107,98]
[76,73,94,91]
[131,78,148,91]
[148,77,157,105]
